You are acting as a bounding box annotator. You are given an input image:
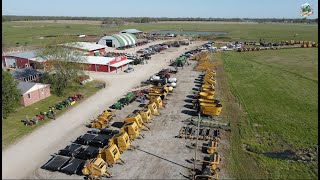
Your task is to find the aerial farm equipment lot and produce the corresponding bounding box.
[31,59,229,179]
[2,41,204,179]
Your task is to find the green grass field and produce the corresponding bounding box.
[2,21,318,48]
[220,48,318,179]
[2,80,103,149]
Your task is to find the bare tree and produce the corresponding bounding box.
[37,37,85,96]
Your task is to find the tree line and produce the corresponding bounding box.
[2,15,318,24]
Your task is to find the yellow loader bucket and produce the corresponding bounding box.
[202,84,214,89]
[203,78,215,85]
[199,92,215,100]
[198,99,220,104]
[201,88,215,94]
[200,104,222,116]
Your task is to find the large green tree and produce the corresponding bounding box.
[2,70,21,118]
[37,37,85,96]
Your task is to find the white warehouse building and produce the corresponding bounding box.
[97,33,138,48]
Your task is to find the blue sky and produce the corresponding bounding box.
[2,0,318,19]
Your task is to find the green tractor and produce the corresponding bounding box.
[176,55,187,67]
[170,55,188,67]
[55,102,65,110]
[120,92,137,105]
[111,101,124,110]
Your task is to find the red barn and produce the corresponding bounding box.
[2,50,37,69]
[2,50,48,70]
[81,55,133,73]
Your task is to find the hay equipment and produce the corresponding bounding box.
[196,153,221,173]
[88,110,116,129]
[97,144,124,167]
[206,140,219,155]
[82,158,112,179]
[150,96,163,109]
[148,86,173,100]
[178,126,220,141]
[109,131,134,153]
[124,113,150,130]
[147,102,160,115]
[120,121,143,140]
[138,108,153,123]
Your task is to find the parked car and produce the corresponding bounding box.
[124,67,134,73]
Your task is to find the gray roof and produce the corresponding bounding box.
[5,50,39,59]
[9,68,44,80]
[17,81,37,95]
[120,29,142,34]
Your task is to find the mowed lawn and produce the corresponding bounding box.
[2,80,103,149]
[221,48,318,179]
[3,21,318,48]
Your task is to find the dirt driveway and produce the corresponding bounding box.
[2,41,204,179]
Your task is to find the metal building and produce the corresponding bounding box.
[97,33,138,48]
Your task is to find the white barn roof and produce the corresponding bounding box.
[81,56,115,65]
[120,29,142,34]
[61,42,108,51]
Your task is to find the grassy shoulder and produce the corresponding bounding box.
[2,80,104,149]
[218,49,318,179]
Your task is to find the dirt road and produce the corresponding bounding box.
[2,41,204,179]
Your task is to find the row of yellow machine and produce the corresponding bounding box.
[194,70,223,117]
[41,85,174,180]
[193,70,223,180]
[238,40,318,52]
[193,140,222,180]
[83,86,174,179]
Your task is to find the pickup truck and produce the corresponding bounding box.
[124,67,134,73]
